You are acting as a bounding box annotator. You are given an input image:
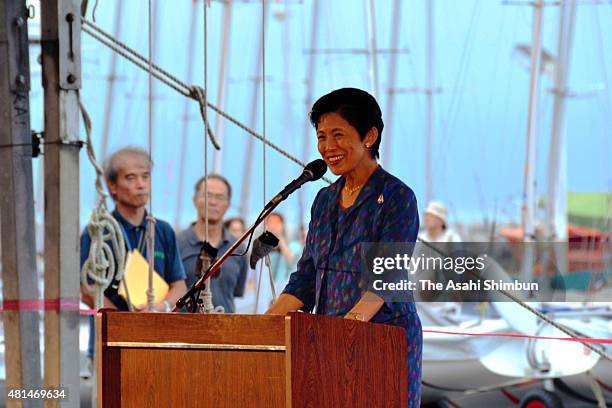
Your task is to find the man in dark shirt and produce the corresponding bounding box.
[80,147,187,349]
[177,174,248,313]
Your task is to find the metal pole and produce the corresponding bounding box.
[239,4,270,220]
[0,2,43,406]
[280,2,292,200]
[545,0,576,242]
[364,0,379,98]
[41,0,81,405]
[297,0,320,228]
[212,0,233,173]
[174,1,199,229]
[98,0,123,160]
[425,0,434,204]
[383,0,401,167]
[521,0,543,281]
[544,0,576,280]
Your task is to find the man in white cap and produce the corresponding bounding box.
[418,201,462,242]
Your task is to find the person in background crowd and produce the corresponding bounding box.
[177,174,248,313]
[80,146,187,360]
[418,201,462,243]
[266,213,301,282]
[253,213,302,311]
[224,217,246,238]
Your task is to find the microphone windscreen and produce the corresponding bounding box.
[305,159,327,181]
[259,231,279,247]
[249,231,279,269]
[195,241,219,278]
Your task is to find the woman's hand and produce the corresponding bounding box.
[343,291,384,322]
[134,302,169,312]
[265,293,304,315]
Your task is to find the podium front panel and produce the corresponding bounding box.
[97,311,407,407]
[97,312,287,407]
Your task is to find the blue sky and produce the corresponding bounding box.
[27,0,612,232]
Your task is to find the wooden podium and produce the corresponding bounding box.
[97,310,407,407]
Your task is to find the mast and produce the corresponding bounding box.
[238,4,270,219]
[364,0,379,98]
[425,0,434,204]
[545,0,576,243]
[174,1,199,229]
[98,1,123,160]
[383,0,401,168]
[297,0,320,229]
[280,2,293,209]
[521,0,544,279]
[212,0,233,173]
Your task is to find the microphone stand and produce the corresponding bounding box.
[172,199,281,312]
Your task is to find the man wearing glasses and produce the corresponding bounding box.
[177,174,248,313]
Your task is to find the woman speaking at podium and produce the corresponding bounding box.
[266,88,422,407]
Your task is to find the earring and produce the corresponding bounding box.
[366,144,371,148]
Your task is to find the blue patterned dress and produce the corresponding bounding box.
[283,166,422,407]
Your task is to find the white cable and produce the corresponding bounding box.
[204,0,209,242]
[145,0,156,312]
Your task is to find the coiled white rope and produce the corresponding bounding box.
[78,95,127,310]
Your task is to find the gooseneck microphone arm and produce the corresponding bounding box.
[172,159,327,312]
[264,159,327,210]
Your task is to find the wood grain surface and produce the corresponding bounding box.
[119,348,285,407]
[103,311,286,345]
[288,312,407,408]
[98,311,408,407]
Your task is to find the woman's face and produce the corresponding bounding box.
[316,112,375,176]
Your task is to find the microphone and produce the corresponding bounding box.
[249,231,279,269]
[265,159,327,210]
[196,241,219,278]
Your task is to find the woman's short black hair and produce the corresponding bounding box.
[309,88,384,159]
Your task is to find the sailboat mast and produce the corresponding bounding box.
[521,0,544,281]
[425,0,434,204]
[239,4,270,220]
[383,0,401,168]
[174,2,199,229]
[212,0,234,173]
[522,0,544,244]
[99,1,123,160]
[297,0,320,229]
[365,0,379,98]
[545,0,576,242]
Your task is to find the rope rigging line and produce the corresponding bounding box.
[78,94,130,311]
[80,16,332,184]
[191,86,221,150]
